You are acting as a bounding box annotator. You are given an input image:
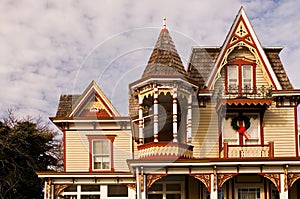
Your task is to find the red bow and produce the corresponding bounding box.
[237,126,249,140]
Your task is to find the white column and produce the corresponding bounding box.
[210,174,218,199]
[173,87,178,142]
[186,94,192,144]
[138,95,144,145]
[279,173,288,199]
[136,167,141,199]
[153,87,159,142]
[141,174,147,199]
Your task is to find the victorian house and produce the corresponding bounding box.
[38,7,300,199]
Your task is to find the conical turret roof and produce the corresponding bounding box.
[142,24,186,78]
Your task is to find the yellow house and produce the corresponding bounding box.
[38,7,300,199]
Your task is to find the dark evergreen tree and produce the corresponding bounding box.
[0,112,62,199]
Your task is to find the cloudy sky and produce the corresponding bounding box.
[0,0,300,122]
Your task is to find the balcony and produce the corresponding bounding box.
[220,142,274,158]
[137,142,194,160]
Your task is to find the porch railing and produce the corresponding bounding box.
[220,142,274,158]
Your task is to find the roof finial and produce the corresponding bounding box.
[163,17,166,29]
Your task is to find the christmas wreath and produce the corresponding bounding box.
[231,114,250,140]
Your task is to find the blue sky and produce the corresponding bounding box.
[0,0,299,121]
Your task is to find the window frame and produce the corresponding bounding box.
[87,135,116,172]
[225,60,256,94]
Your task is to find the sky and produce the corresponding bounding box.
[0,0,300,123]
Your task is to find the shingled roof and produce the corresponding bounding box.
[142,27,186,78]
[187,47,293,90]
[55,94,80,117]
[264,48,293,90]
[187,47,220,88]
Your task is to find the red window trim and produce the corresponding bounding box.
[225,59,256,93]
[87,135,116,172]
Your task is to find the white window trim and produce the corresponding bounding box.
[227,65,239,90]
[242,64,253,90]
[92,139,111,171]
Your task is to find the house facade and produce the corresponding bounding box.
[38,7,300,199]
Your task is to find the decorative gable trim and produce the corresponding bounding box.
[205,7,282,90]
[69,81,120,117]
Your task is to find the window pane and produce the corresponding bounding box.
[81,185,100,191]
[228,65,238,89]
[148,194,163,199]
[243,65,252,88]
[149,184,163,191]
[166,194,181,199]
[108,185,128,197]
[81,196,100,199]
[166,184,181,191]
[93,140,110,154]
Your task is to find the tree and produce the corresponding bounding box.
[0,112,62,199]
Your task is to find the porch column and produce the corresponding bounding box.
[141,173,147,199]
[173,87,178,142]
[279,170,288,199]
[153,87,159,142]
[186,94,192,144]
[210,167,218,199]
[138,95,144,145]
[136,167,141,199]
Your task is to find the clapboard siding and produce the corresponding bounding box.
[192,101,219,158]
[65,130,132,172]
[65,131,89,172]
[256,64,270,88]
[264,103,296,156]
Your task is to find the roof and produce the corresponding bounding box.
[205,7,282,90]
[54,81,120,118]
[187,47,220,88]
[142,28,186,78]
[187,46,293,90]
[264,48,293,89]
[55,94,80,117]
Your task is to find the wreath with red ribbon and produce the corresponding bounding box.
[231,114,250,140]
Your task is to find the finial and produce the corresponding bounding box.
[163,17,166,29]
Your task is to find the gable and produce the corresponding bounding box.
[205,7,282,90]
[69,81,120,118]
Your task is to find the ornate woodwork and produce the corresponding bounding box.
[259,173,280,191]
[146,174,168,191]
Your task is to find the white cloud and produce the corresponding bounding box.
[0,0,299,120]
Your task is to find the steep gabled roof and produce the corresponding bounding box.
[142,25,186,78]
[204,7,283,90]
[69,81,120,117]
[54,81,120,118]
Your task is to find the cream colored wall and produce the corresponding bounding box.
[192,101,219,158]
[264,103,296,157]
[65,127,132,172]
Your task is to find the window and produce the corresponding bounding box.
[108,185,128,197]
[242,65,252,90]
[228,65,238,90]
[226,60,255,93]
[87,135,116,171]
[93,140,110,170]
[238,188,260,199]
[222,113,260,145]
[148,182,183,199]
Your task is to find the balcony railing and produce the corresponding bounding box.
[216,85,273,100]
[220,142,274,158]
[137,142,194,159]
